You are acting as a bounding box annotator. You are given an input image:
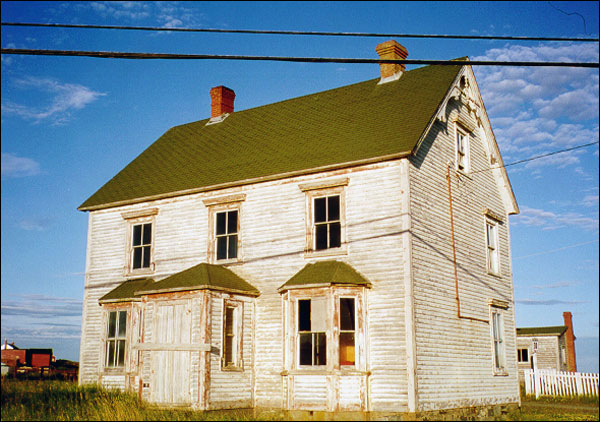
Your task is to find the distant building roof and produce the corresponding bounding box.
[516,325,568,336]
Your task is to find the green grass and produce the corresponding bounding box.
[1,379,598,421]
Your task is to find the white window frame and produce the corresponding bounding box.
[485,218,500,275]
[517,348,529,363]
[455,124,470,173]
[299,179,348,257]
[104,309,128,370]
[204,199,243,264]
[221,299,243,370]
[283,285,365,373]
[122,208,158,276]
[490,307,507,375]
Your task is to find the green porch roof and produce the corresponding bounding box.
[98,277,155,303]
[79,62,464,211]
[278,260,371,292]
[134,262,259,296]
[516,326,568,336]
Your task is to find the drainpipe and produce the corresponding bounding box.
[446,163,488,324]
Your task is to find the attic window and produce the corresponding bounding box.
[455,124,470,173]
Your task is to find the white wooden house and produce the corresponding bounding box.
[516,311,577,382]
[78,40,521,417]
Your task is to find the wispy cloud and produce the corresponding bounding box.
[1,77,106,124]
[513,205,599,232]
[18,217,55,231]
[531,281,579,289]
[78,1,204,28]
[1,152,41,178]
[516,298,588,306]
[1,294,82,318]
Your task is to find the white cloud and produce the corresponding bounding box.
[531,281,579,289]
[472,42,599,171]
[1,152,41,178]
[1,77,106,124]
[18,217,54,231]
[513,205,599,232]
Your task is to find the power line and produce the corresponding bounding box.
[1,48,599,68]
[2,21,599,42]
[472,141,600,174]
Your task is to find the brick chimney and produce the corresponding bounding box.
[209,86,235,120]
[375,40,409,84]
[563,311,577,372]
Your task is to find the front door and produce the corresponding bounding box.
[149,301,192,405]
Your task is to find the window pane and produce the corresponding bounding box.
[227,211,238,234]
[217,236,228,260]
[328,196,340,221]
[228,235,238,259]
[216,212,227,235]
[339,332,355,366]
[117,339,126,367]
[298,300,311,332]
[108,311,117,338]
[315,333,326,366]
[132,225,142,246]
[340,298,355,331]
[142,246,151,268]
[106,340,115,367]
[315,224,328,250]
[133,247,142,269]
[224,306,234,365]
[314,197,327,223]
[143,223,152,245]
[118,311,127,338]
[299,333,313,365]
[329,222,341,248]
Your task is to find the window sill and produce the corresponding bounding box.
[220,366,244,372]
[493,370,509,377]
[282,369,369,376]
[304,245,348,259]
[103,367,127,374]
[126,265,155,277]
[487,270,503,279]
[214,258,243,266]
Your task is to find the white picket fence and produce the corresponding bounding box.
[524,369,599,398]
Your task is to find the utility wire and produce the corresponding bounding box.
[2,21,599,42]
[472,141,600,174]
[1,48,599,68]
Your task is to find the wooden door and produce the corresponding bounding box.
[150,301,192,405]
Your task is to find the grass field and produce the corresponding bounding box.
[1,379,598,421]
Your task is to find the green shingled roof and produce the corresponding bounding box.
[134,262,259,296]
[98,277,155,303]
[516,326,568,336]
[279,260,371,292]
[79,62,464,211]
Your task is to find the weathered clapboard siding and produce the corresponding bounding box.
[408,77,519,411]
[516,334,567,380]
[207,293,254,409]
[79,158,410,410]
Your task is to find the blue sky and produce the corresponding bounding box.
[1,1,598,372]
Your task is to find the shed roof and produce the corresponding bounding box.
[98,277,155,303]
[79,62,465,211]
[278,260,371,292]
[135,262,260,296]
[516,326,568,336]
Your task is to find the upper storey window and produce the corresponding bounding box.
[299,178,348,257]
[121,208,157,275]
[314,195,341,250]
[216,210,239,261]
[455,124,470,173]
[132,223,152,270]
[203,194,245,264]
